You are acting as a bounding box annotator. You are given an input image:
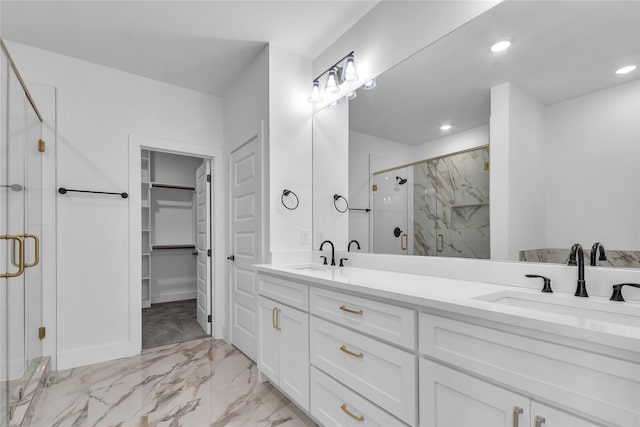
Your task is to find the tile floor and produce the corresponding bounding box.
[142,300,208,350]
[29,338,316,427]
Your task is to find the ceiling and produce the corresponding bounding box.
[349,0,640,145]
[1,1,378,96]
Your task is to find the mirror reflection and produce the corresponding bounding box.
[312,1,640,268]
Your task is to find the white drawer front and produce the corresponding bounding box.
[310,287,416,349]
[311,366,408,427]
[310,317,417,426]
[419,312,640,427]
[258,274,309,311]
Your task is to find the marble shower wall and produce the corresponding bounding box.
[413,147,490,258]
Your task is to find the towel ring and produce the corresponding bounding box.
[333,194,349,213]
[281,189,299,210]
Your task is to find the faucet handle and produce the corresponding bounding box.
[610,283,640,302]
[525,274,553,293]
[339,258,348,267]
[320,256,328,265]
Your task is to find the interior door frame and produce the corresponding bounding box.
[128,135,223,354]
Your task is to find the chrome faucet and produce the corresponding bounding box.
[319,240,336,266]
[568,243,588,297]
[590,242,607,266]
[348,239,361,252]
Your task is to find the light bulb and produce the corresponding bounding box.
[342,54,358,82]
[490,40,511,53]
[308,81,323,103]
[616,65,637,74]
[363,79,377,90]
[325,68,340,93]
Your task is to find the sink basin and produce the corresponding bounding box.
[289,264,333,272]
[475,290,640,327]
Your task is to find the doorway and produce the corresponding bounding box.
[139,150,211,349]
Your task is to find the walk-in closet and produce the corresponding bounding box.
[140,150,211,349]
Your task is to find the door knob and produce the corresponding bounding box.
[227,255,235,261]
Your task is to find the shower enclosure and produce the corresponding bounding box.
[1,40,44,425]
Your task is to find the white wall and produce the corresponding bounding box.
[313,102,349,250]
[313,1,500,108]
[268,47,313,256]
[412,124,488,161]
[545,80,640,249]
[5,40,223,369]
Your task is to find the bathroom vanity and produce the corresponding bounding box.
[255,264,639,427]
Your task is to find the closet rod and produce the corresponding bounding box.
[58,187,128,198]
[152,245,196,250]
[151,183,195,191]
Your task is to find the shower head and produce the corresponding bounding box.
[396,176,407,185]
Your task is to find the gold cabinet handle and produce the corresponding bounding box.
[275,308,281,331]
[340,345,363,359]
[339,305,363,315]
[401,233,408,251]
[22,234,39,268]
[340,403,364,422]
[2,235,25,278]
[272,307,277,329]
[535,415,546,427]
[513,406,524,427]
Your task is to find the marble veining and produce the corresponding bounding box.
[30,338,316,427]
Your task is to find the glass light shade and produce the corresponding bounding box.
[308,81,323,103]
[342,55,358,82]
[324,68,340,93]
[345,91,357,101]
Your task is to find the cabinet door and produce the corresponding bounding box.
[279,305,309,411]
[530,401,604,427]
[420,358,530,427]
[257,297,279,383]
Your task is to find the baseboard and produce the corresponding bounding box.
[57,341,138,370]
[150,291,197,304]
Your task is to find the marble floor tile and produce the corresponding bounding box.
[142,300,208,350]
[30,338,316,427]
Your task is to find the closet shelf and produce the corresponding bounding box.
[152,244,196,251]
[151,182,195,191]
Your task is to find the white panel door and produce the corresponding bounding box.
[230,135,261,361]
[195,160,211,334]
[419,358,530,427]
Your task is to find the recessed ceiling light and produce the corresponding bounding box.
[490,40,511,53]
[616,65,637,74]
[440,124,452,131]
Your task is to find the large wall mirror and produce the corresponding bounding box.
[312,0,639,268]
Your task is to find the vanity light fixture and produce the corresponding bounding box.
[325,68,340,93]
[440,124,452,131]
[308,51,358,103]
[308,80,323,103]
[345,91,357,101]
[616,65,637,74]
[328,100,340,109]
[490,40,511,53]
[362,79,377,90]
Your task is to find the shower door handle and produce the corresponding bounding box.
[437,234,444,252]
[1,235,25,278]
[22,234,40,268]
[400,233,408,251]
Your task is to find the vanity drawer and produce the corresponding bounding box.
[310,316,417,426]
[310,366,408,427]
[310,287,416,349]
[258,274,308,311]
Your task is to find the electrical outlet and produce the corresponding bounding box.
[300,230,310,245]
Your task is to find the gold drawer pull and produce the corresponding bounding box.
[340,403,364,422]
[340,345,363,359]
[339,305,363,315]
[513,406,524,427]
[535,415,546,427]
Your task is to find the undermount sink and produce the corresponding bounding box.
[474,290,640,327]
[289,264,334,272]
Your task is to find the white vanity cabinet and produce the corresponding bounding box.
[257,276,309,411]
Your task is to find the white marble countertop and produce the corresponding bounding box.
[255,264,640,355]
